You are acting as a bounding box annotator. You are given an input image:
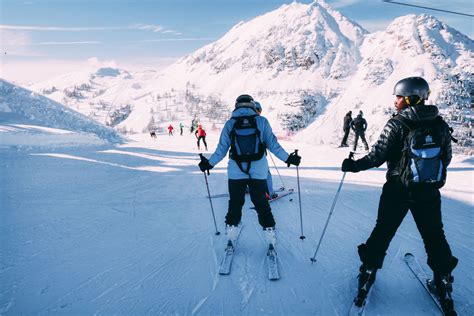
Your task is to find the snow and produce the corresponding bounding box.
[0,79,122,146]
[1,1,472,314]
[1,125,473,315]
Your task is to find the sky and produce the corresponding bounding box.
[1,0,473,84]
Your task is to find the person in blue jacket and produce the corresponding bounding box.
[198,94,301,248]
[255,101,278,199]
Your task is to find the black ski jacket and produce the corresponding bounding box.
[351,116,367,132]
[354,105,452,180]
[343,113,352,130]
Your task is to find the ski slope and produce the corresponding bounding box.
[1,130,473,315]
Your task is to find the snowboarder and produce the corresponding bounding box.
[340,111,352,147]
[167,124,174,136]
[255,101,278,199]
[341,77,458,310]
[195,124,208,150]
[350,111,369,151]
[179,122,184,136]
[198,94,301,249]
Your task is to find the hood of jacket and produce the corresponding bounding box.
[231,107,259,118]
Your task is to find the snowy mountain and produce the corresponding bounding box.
[297,13,473,147]
[30,66,157,127]
[0,79,122,146]
[121,0,367,135]
[29,1,473,150]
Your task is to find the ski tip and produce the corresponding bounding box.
[404,252,414,258]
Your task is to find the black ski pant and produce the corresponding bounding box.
[341,128,350,146]
[358,178,457,274]
[226,179,275,228]
[353,131,369,151]
[197,136,207,149]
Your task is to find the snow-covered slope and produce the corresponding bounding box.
[0,79,122,146]
[1,132,472,315]
[297,14,473,146]
[30,66,157,127]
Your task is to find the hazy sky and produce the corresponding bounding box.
[1,0,472,83]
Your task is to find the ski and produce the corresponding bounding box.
[269,188,294,202]
[404,253,457,316]
[209,187,286,199]
[218,225,243,275]
[348,268,376,316]
[267,244,280,280]
[250,189,294,209]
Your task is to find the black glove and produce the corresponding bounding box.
[341,158,359,173]
[198,156,213,172]
[285,152,301,167]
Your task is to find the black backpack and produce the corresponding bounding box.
[229,115,265,175]
[395,116,448,190]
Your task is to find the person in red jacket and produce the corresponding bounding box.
[195,124,208,150]
[167,124,174,136]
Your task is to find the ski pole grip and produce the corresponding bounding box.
[199,153,210,175]
[349,152,354,159]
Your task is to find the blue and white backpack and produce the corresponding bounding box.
[395,116,448,189]
[229,115,266,175]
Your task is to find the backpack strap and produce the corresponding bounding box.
[393,115,413,131]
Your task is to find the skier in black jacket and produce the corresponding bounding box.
[341,77,458,309]
[350,111,369,151]
[340,111,352,147]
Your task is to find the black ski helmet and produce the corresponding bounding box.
[393,77,430,105]
[235,94,255,109]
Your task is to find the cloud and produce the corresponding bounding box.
[87,57,117,68]
[132,38,216,43]
[0,29,45,56]
[1,29,31,48]
[0,23,182,35]
[0,25,123,31]
[30,41,101,46]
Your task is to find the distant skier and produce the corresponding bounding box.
[179,122,184,136]
[150,131,157,139]
[195,124,208,150]
[340,111,352,147]
[168,124,174,136]
[350,111,369,151]
[255,101,278,199]
[341,77,458,312]
[190,118,196,133]
[198,94,301,249]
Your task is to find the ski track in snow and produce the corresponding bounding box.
[1,132,472,315]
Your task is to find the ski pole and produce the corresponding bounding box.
[295,149,305,240]
[269,152,286,189]
[310,152,354,263]
[200,154,220,236]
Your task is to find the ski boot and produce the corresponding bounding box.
[354,264,377,307]
[225,224,239,249]
[264,227,276,248]
[428,273,457,316]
